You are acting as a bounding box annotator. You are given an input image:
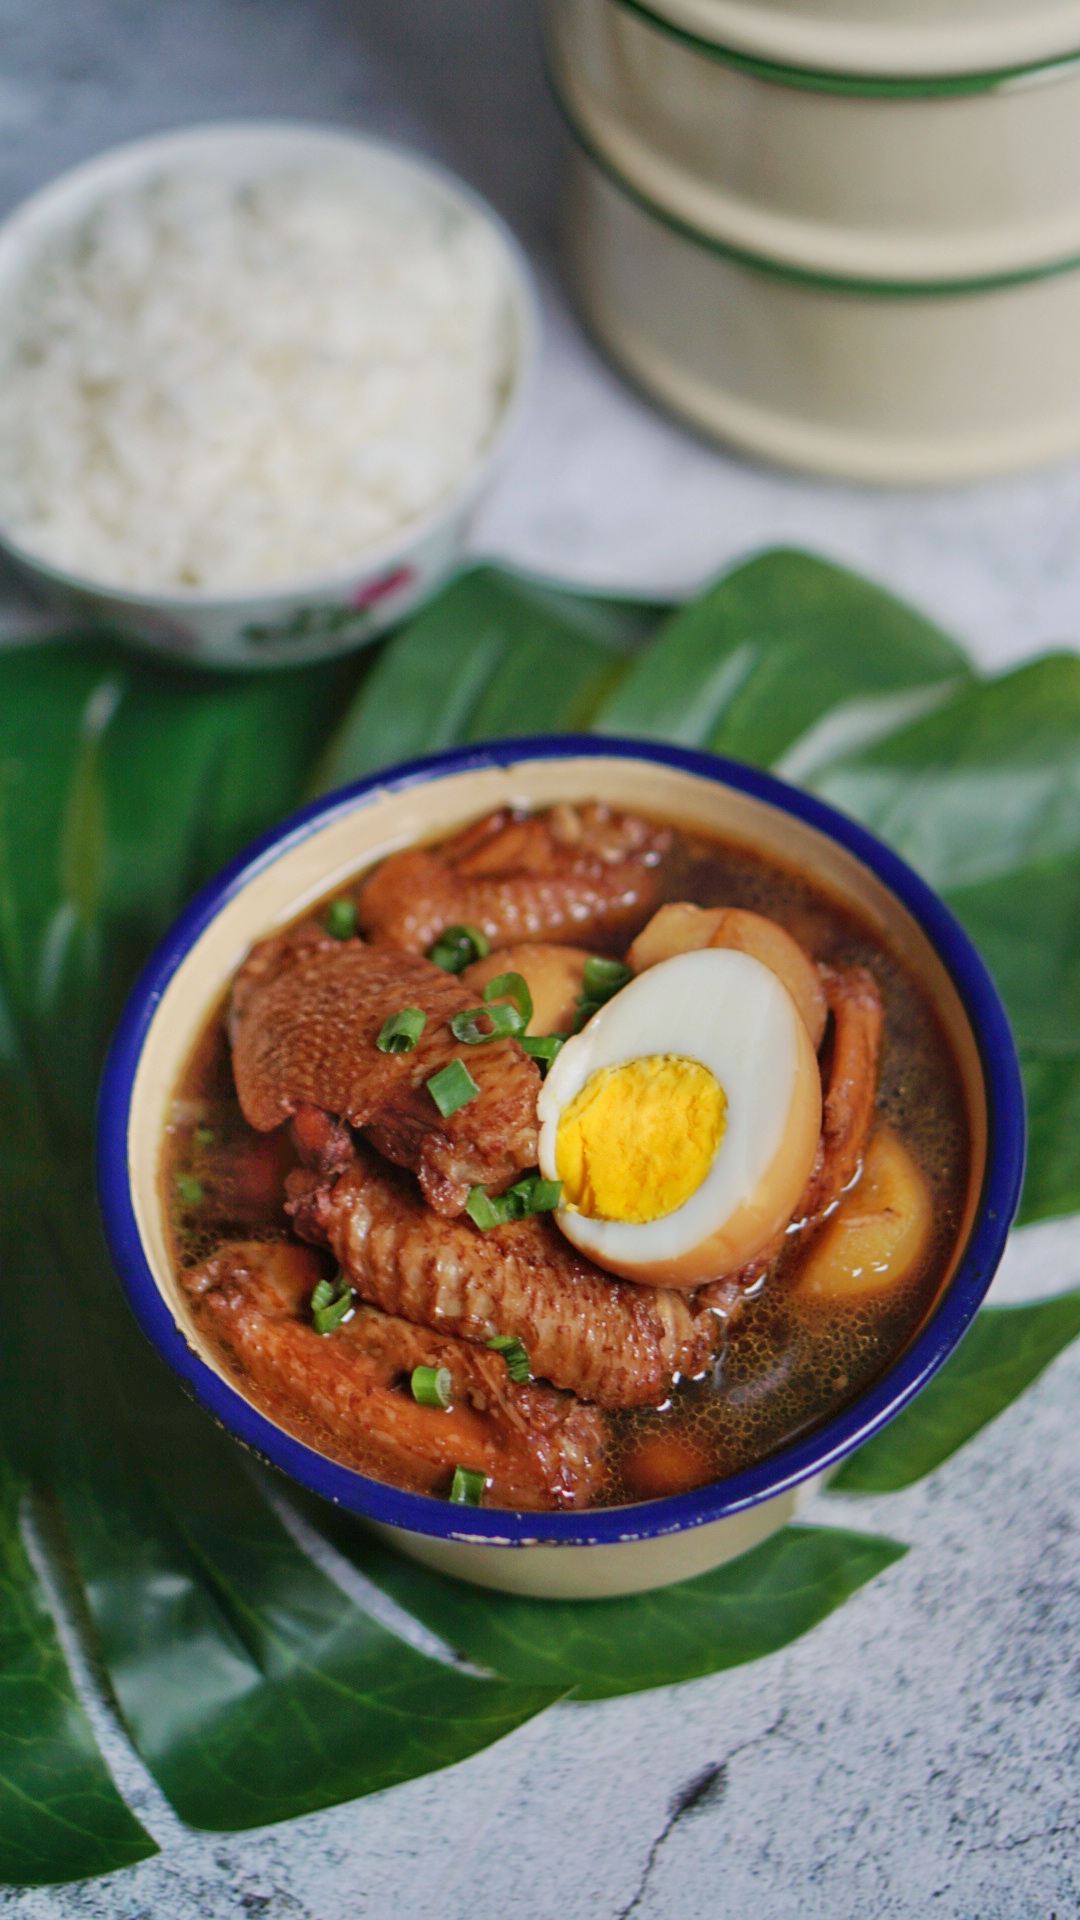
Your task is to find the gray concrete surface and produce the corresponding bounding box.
[0,5,1077,1914]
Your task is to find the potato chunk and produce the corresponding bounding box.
[461,942,595,1037]
[798,1128,932,1302]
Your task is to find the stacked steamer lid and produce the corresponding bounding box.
[542,0,1080,481]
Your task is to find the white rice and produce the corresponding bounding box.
[0,162,515,593]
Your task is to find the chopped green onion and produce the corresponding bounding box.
[521,1033,566,1073]
[376,1007,427,1054]
[428,923,490,973]
[449,1465,486,1506]
[411,1365,453,1409]
[325,897,357,940]
[482,971,534,1028]
[426,1058,481,1117]
[583,955,633,998]
[194,1125,216,1148]
[574,956,633,1030]
[486,1334,531,1384]
[175,1173,204,1207]
[466,1186,505,1230]
[450,1002,526,1045]
[522,1177,562,1214]
[466,1175,563,1230]
[311,1274,355,1335]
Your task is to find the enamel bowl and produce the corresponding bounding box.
[547,0,1080,283]
[566,142,1080,485]
[632,0,1080,79]
[0,124,537,671]
[97,738,1024,1599]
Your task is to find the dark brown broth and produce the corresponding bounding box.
[162,820,970,1507]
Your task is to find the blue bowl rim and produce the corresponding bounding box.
[97,733,1026,1549]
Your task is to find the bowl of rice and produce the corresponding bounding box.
[0,122,537,669]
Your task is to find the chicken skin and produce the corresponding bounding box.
[183,1238,605,1509]
[357,803,674,955]
[288,1148,719,1409]
[230,927,541,1216]
[800,964,885,1225]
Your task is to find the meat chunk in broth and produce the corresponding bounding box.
[288,1147,720,1409]
[799,964,884,1227]
[183,1238,606,1509]
[357,803,674,953]
[230,927,541,1216]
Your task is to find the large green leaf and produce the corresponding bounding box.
[810,653,1080,893]
[52,1325,557,1833]
[0,551,1078,1888]
[0,634,555,1845]
[943,851,1080,1056]
[831,1292,1080,1493]
[3,1125,556,1836]
[588,556,1077,1224]
[593,548,971,765]
[315,564,665,792]
[0,644,351,1131]
[1018,1052,1080,1225]
[308,1515,905,1698]
[0,1454,157,1886]
[806,654,1080,1224]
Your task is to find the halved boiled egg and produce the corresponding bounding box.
[537,948,822,1290]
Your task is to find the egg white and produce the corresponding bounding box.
[536,947,822,1287]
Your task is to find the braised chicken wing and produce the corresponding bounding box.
[182,1238,605,1509]
[800,964,884,1226]
[288,1148,718,1409]
[357,803,674,954]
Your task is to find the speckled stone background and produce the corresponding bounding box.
[0,5,1078,1916]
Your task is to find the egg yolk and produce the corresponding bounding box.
[554,1054,727,1225]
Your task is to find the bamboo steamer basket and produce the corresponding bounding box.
[636,0,1080,79]
[547,0,1080,282]
[566,139,1080,484]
